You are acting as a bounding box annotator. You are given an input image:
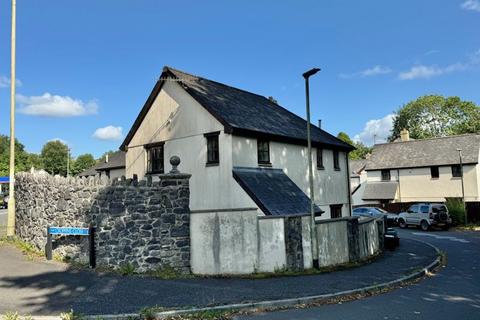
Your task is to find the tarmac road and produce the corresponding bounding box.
[237,228,480,320]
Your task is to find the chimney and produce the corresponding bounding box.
[105,154,109,163]
[400,128,410,142]
[318,119,322,128]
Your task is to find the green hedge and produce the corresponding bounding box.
[446,198,465,225]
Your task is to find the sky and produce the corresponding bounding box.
[0,0,479,158]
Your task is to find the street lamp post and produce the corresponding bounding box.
[457,148,467,225]
[303,67,320,269]
[7,0,17,238]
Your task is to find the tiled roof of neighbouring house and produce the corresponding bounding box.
[350,159,369,177]
[232,167,323,216]
[95,151,126,171]
[120,66,354,152]
[362,181,398,200]
[365,134,480,170]
[78,151,126,177]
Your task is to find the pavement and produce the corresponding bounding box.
[237,228,480,320]
[0,232,437,316]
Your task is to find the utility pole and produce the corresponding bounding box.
[457,148,467,225]
[303,67,320,269]
[7,0,17,237]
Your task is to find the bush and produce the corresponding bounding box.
[446,198,465,225]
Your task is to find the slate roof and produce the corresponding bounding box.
[350,159,368,177]
[232,167,323,216]
[362,181,398,200]
[77,151,125,177]
[121,66,354,152]
[77,162,102,177]
[96,151,126,171]
[366,134,480,170]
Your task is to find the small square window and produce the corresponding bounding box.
[330,204,343,219]
[317,148,324,169]
[146,143,164,174]
[381,169,391,181]
[430,166,439,179]
[451,165,462,178]
[257,140,270,164]
[333,151,340,170]
[205,132,220,165]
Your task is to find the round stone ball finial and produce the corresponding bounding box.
[169,155,181,174]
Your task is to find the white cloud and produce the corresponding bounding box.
[353,114,394,146]
[92,126,123,141]
[0,75,22,88]
[461,0,480,12]
[339,65,392,79]
[17,93,98,117]
[398,63,467,80]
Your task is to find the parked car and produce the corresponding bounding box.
[0,194,7,209]
[398,203,451,231]
[352,207,398,226]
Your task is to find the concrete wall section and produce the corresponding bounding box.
[316,219,350,267]
[257,217,287,272]
[358,218,380,259]
[190,209,259,275]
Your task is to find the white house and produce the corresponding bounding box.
[353,131,480,213]
[120,66,354,219]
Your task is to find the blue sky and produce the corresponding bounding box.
[0,0,479,158]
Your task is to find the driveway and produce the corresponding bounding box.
[0,235,437,316]
[237,228,480,320]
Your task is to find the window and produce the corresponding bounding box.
[204,132,220,165]
[146,143,164,174]
[317,148,324,169]
[407,205,419,214]
[451,165,462,178]
[420,205,430,214]
[257,139,270,164]
[330,204,343,218]
[430,166,439,179]
[381,169,391,181]
[333,151,340,170]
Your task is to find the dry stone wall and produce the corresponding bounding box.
[15,171,191,273]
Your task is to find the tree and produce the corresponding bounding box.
[389,95,480,141]
[337,132,372,160]
[0,135,43,176]
[41,140,69,176]
[72,153,96,175]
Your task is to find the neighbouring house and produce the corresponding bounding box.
[120,66,355,219]
[350,159,368,192]
[78,151,126,180]
[354,131,480,217]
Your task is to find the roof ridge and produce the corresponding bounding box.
[374,133,480,147]
[164,66,352,149]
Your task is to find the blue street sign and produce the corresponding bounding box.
[49,227,89,236]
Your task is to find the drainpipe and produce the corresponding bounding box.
[346,152,353,215]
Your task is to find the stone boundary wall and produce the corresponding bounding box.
[15,171,191,273]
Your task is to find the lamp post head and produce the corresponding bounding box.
[302,68,321,79]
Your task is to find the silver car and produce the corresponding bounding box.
[398,203,452,231]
